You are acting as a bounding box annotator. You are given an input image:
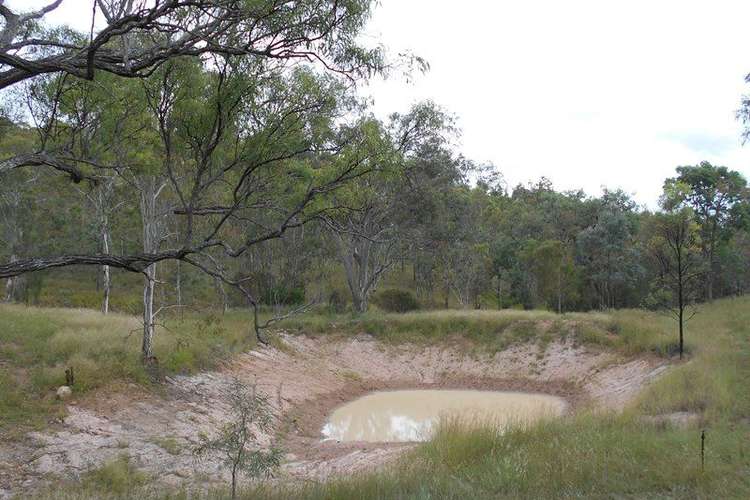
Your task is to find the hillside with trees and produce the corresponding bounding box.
[1,1,749,499]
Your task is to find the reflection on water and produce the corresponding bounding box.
[321,389,566,443]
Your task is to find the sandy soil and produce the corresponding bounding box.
[0,333,669,497]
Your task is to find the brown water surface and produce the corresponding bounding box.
[321,389,567,443]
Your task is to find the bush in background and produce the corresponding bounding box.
[260,285,305,306]
[327,289,347,314]
[374,289,420,313]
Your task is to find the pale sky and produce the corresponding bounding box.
[13,0,750,206]
[363,0,750,206]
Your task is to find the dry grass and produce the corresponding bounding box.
[246,296,750,499]
[7,297,750,498]
[0,304,257,434]
[277,307,677,357]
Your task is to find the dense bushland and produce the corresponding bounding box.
[372,288,420,313]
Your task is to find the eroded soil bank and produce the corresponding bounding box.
[0,333,668,497]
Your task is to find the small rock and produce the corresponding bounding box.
[56,386,72,400]
[173,468,191,478]
[284,453,298,462]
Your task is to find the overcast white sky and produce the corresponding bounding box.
[362,0,750,206]
[14,0,750,206]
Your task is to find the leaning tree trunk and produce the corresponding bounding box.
[101,225,111,315]
[334,233,372,314]
[3,255,16,302]
[677,247,685,360]
[215,277,229,314]
[175,260,182,307]
[351,290,368,314]
[142,264,156,359]
[138,176,165,360]
[706,244,715,302]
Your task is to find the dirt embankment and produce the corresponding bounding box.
[0,334,668,497]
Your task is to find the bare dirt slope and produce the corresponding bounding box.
[0,334,668,497]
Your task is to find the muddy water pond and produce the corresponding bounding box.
[321,389,567,443]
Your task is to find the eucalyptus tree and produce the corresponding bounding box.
[35,73,133,313]
[662,162,749,300]
[3,60,384,356]
[577,210,643,310]
[132,59,379,353]
[403,137,470,305]
[0,0,385,179]
[0,0,392,356]
[435,186,494,308]
[325,102,455,313]
[521,239,578,313]
[0,117,35,301]
[14,68,170,347]
[0,1,382,88]
[647,208,704,359]
[0,0,390,192]
[0,0,385,247]
[323,117,402,313]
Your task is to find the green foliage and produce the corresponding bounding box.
[521,239,579,312]
[373,288,420,312]
[81,455,150,496]
[150,437,183,456]
[577,210,644,309]
[662,162,748,217]
[327,289,348,314]
[662,162,750,300]
[278,308,671,357]
[260,285,305,306]
[194,379,282,498]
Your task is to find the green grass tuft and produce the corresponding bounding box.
[0,304,257,433]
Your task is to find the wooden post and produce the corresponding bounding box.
[65,366,74,387]
[700,429,705,471]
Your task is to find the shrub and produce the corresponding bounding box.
[373,289,420,313]
[82,455,150,496]
[194,379,282,499]
[328,289,347,314]
[261,285,305,306]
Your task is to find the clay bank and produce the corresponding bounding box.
[0,332,669,495]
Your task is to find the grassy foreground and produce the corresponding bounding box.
[4,298,749,498]
[257,297,750,499]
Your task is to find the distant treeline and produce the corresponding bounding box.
[3,105,748,315]
[3,0,748,362]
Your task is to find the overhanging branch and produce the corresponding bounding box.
[0,152,97,182]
